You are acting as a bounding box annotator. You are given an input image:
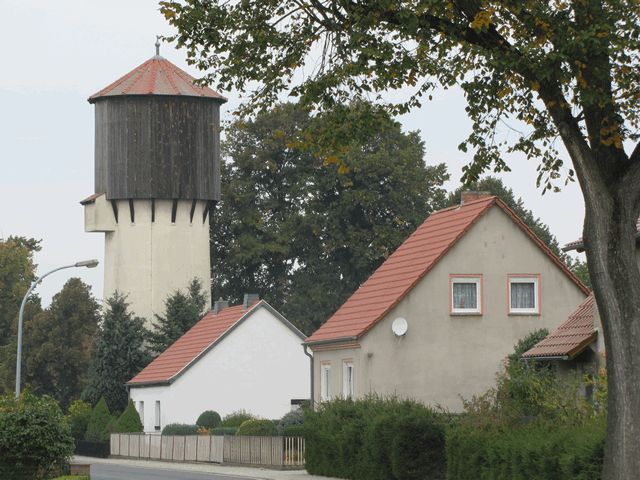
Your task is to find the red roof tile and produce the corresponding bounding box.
[89,56,226,102]
[306,197,590,345]
[523,294,597,359]
[128,303,258,385]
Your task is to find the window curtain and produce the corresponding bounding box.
[511,282,535,309]
[453,283,477,309]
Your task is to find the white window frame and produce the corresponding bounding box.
[342,361,354,399]
[450,276,482,314]
[154,401,161,431]
[320,363,331,401]
[138,401,144,426]
[509,276,539,314]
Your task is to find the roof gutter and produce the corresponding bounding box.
[304,336,359,347]
[303,344,314,409]
[523,355,570,361]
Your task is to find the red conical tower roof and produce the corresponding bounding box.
[89,53,226,103]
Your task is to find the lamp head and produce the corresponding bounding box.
[75,259,99,268]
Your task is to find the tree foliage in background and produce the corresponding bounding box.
[67,399,93,444]
[0,236,40,346]
[445,176,591,287]
[212,102,448,332]
[83,292,150,413]
[0,393,74,479]
[147,278,208,356]
[19,278,99,410]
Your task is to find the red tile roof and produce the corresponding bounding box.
[523,294,597,359]
[306,197,590,345]
[89,56,226,102]
[128,303,258,385]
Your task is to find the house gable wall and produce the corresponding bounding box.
[312,205,587,410]
[130,306,309,431]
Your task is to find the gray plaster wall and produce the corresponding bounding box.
[312,205,588,411]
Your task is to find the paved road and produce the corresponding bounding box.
[91,463,257,480]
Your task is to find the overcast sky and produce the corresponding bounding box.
[0,0,587,307]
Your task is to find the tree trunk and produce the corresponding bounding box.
[581,174,640,480]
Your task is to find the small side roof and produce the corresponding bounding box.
[523,294,597,359]
[128,300,305,386]
[306,196,590,345]
[563,218,640,252]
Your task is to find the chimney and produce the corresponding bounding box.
[213,298,229,314]
[461,191,492,205]
[243,293,260,309]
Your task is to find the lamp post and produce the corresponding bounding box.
[15,259,99,399]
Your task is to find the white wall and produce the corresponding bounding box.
[130,305,309,431]
[86,198,211,326]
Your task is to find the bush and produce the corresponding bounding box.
[161,423,199,435]
[210,427,238,436]
[305,396,446,480]
[197,410,222,429]
[221,410,254,427]
[283,424,306,437]
[236,419,278,436]
[67,399,92,444]
[280,408,304,426]
[112,400,143,433]
[85,397,114,442]
[74,440,110,458]
[0,393,75,479]
[446,419,604,480]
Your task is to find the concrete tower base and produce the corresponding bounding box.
[84,194,211,326]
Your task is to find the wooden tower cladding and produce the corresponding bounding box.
[83,49,227,325]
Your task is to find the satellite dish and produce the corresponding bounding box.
[391,317,408,337]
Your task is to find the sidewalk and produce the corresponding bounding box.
[73,456,340,480]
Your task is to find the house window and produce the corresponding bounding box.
[343,361,354,398]
[138,401,144,425]
[154,401,161,431]
[450,276,482,314]
[320,363,331,401]
[509,275,539,314]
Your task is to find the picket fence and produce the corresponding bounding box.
[110,433,305,468]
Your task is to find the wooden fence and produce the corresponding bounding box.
[110,434,305,468]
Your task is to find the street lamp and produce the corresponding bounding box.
[15,259,99,399]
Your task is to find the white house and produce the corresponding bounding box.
[128,297,310,432]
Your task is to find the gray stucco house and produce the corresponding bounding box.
[305,192,590,411]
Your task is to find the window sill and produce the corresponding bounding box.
[508,312,540,316]
[450,312,483,317]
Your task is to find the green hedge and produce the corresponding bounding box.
[446,420,605,480]
[236,419,278,436]
[305,397,446,480]
[161,423,199,435]
[210,427,238,436]
[283,424,305,437]
[221,410,254,427]
[197,410,222,429]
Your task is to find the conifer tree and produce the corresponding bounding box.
[85,397,113,443]
[113,400,143,433]
[83,292,149,413]
[147,278,208,356]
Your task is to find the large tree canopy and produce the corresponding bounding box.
[212,102,448,333]
[163,2,640,477]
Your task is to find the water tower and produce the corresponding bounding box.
[82,43,226,324]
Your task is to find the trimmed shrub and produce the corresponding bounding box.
[113,400,143,433]
[162,423,199,435]
[305,396,446,480]
[280,408,304,426]
[0,393,75,480]
[210,426,238,436]
[236,419,278,436]
[197,410,222,429]
[283,424,305,437]
[445,419,605,480]
[67,399,92,444]
[85,397,114,442]
[222,410,254,427]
